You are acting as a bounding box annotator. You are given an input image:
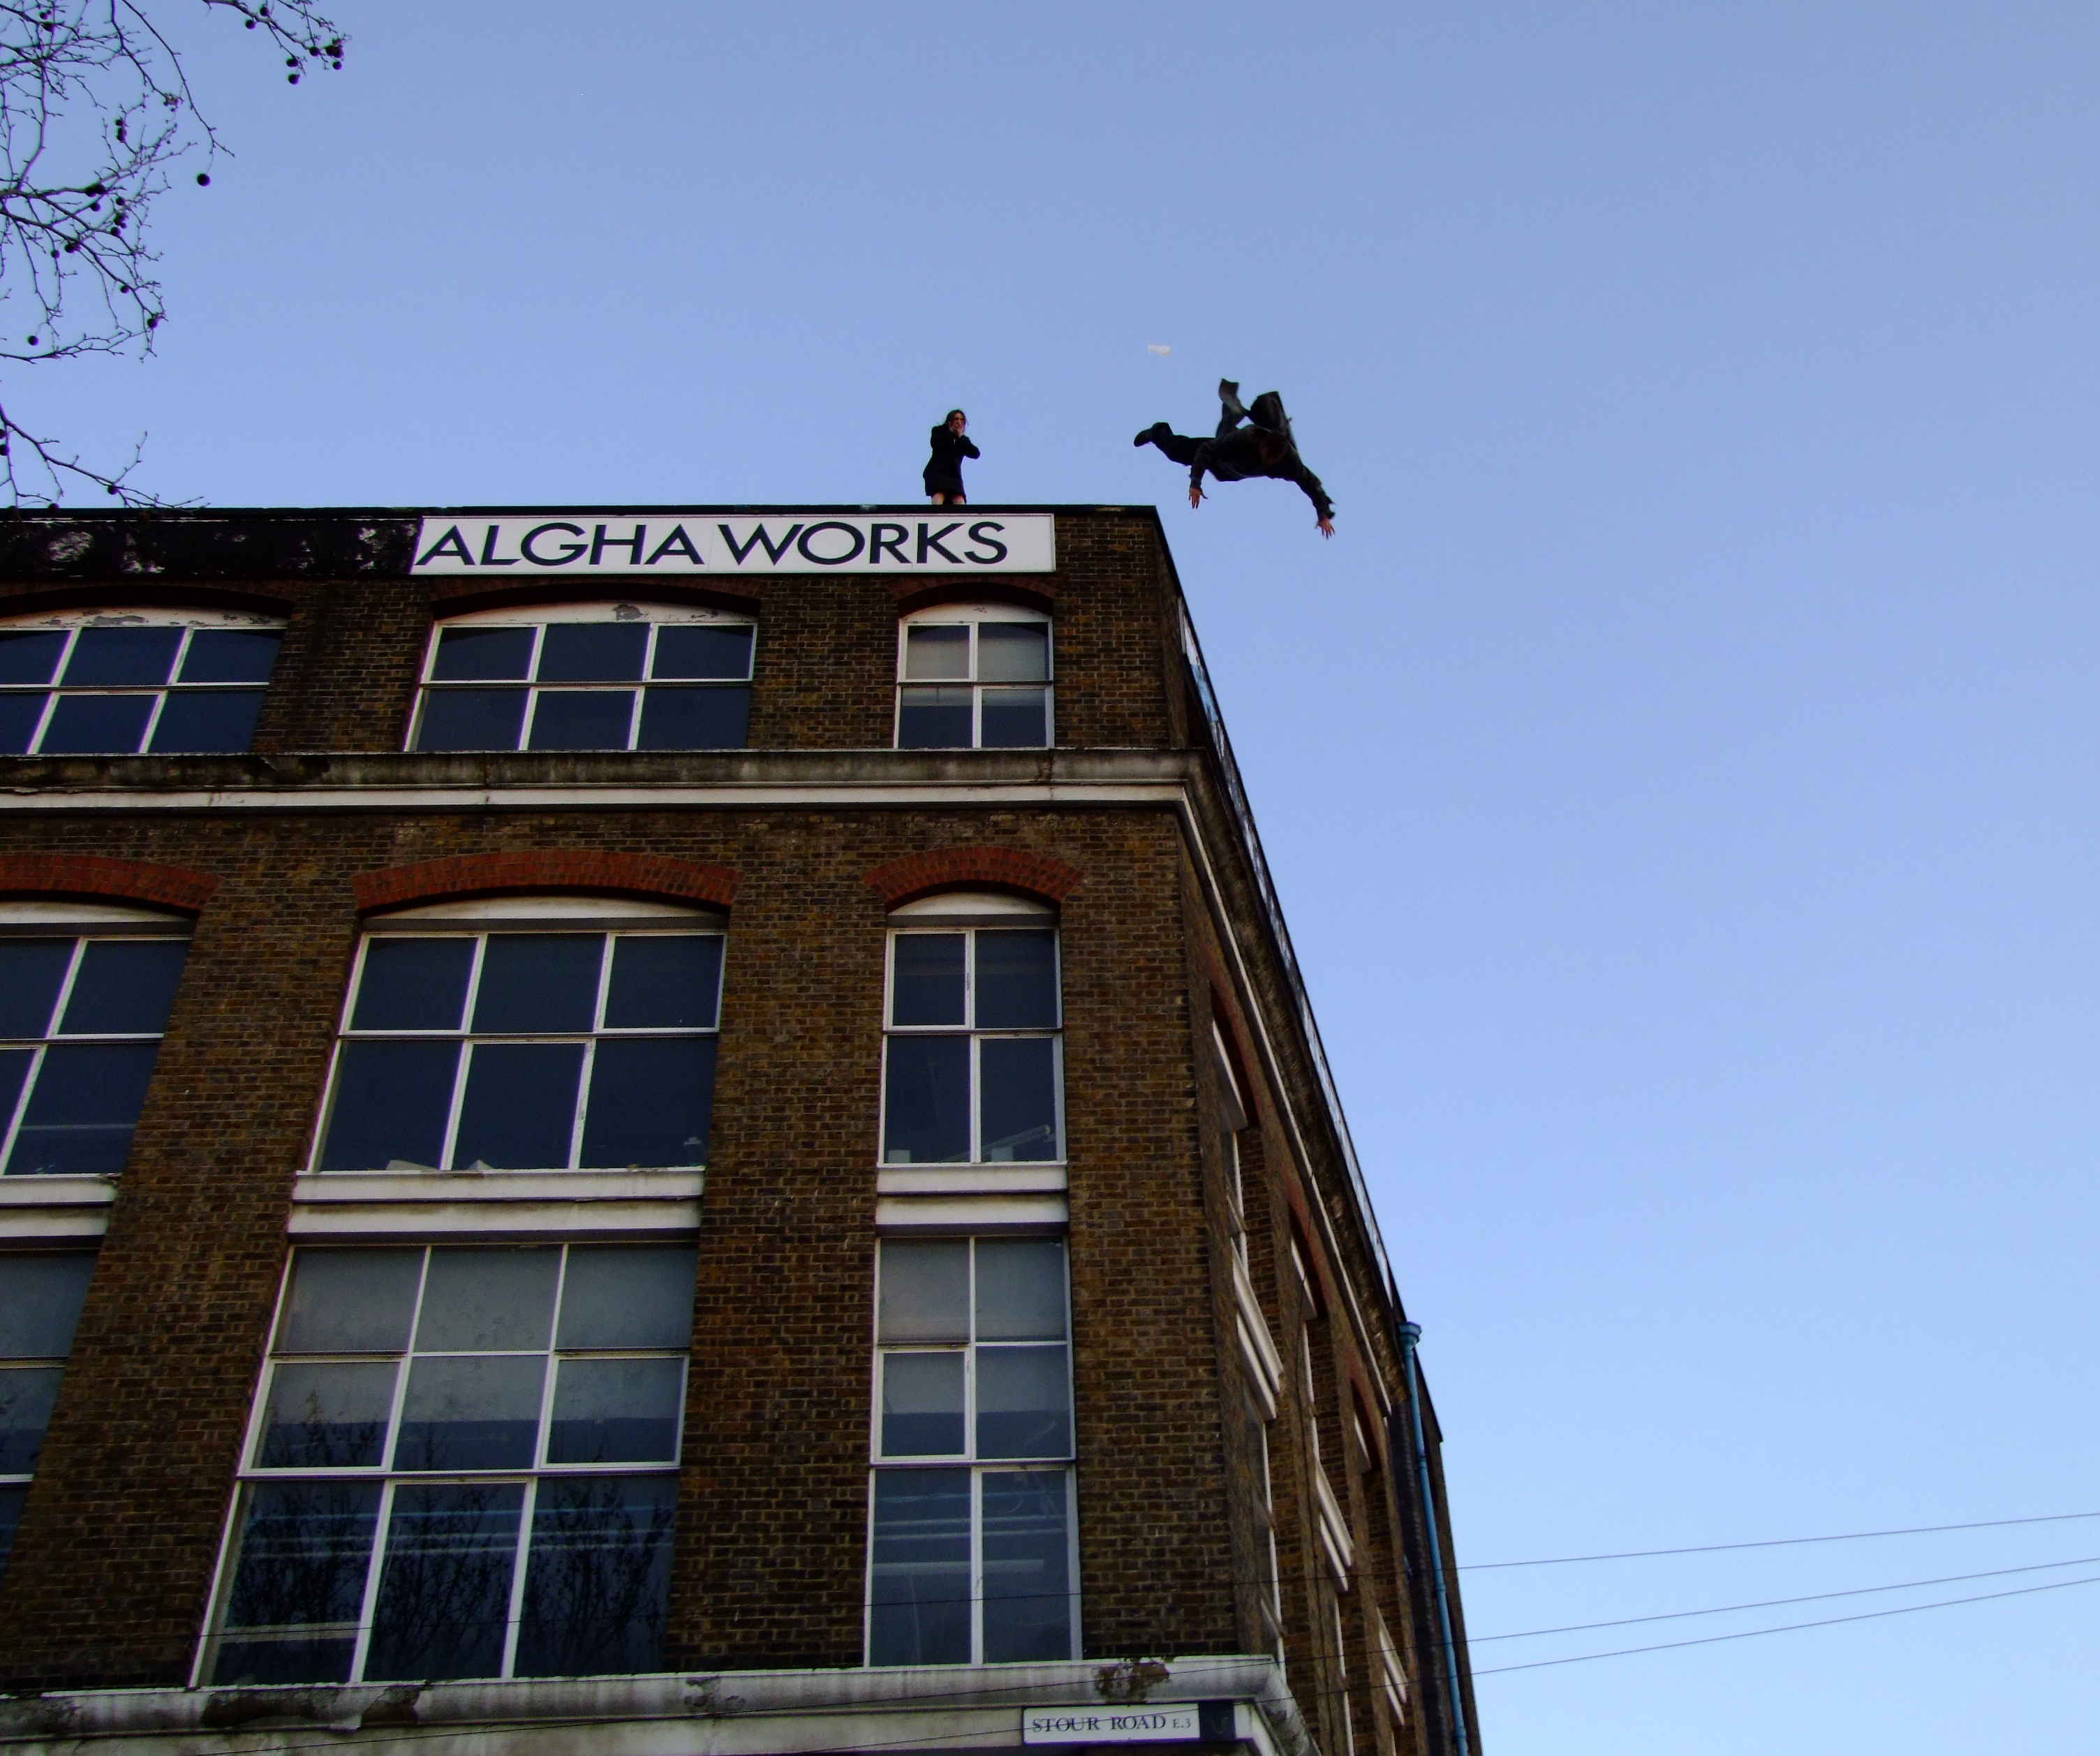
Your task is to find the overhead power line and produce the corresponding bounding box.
[1462,1508,2100,1570]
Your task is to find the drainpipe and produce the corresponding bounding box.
[1395,1322,1470,1756]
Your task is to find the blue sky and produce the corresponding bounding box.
[32,6,2100,1750]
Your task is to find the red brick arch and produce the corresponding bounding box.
[863,846,1084,910]
[355,851,739,914]
[0,854,217,913]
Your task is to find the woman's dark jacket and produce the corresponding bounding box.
[923,425,980,496]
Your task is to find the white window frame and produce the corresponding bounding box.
[408,602,757,754]
[0,606,285,756]
[894,603,1053,750]
[880,899,1063,1168]
[309,897,725,1176]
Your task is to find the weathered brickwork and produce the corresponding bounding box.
[0,853,219,912]
[353,849,742,913]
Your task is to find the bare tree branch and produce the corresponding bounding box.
[0,0,346,505]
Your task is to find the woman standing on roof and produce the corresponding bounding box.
[924,409,979,506]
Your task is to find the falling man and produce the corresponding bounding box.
[1135,380,1334,536]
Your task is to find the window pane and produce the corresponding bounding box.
[974,1240,1068,1341]
[978,624,1049,683]
[258,1361,397,1469]
[547,1357,684,1463]
[981,1470,1072,1662]
[0,693,44,753]
[414,1248,559,1352]
[452,1042,585,1169]
[603,935,721,1030]
[537,623,646,684]
[882,1036,970,1164]
[973,931,1058,1028]
[38,693,153,755]
[0,630,64,685]
[867,1468,971,1666]
[981,687,1049,749]
[471,934,602,1034]
[413,687,528,751]
[278,1249,422,1355]
[653,624,753,681]
[62,626,179,686]
[0,1051,27,1141]
[975,1345,1072,1460]
[7,1041,160,1176]
[59,939,188,1036]
[891,934,966,1026]
[516,1475,677,1679]
[880,1352,965,1457]
[579,1037,714,1168]
[364,1482,525,1682]
[526,689,636,751]
[0,1484,24,1581]
[317,1040,461,1172]
[212,1480,381,1685]
[147,689,265,754]
[0,940,72,1038]
[878,1241,970,1343]
[0,1253,94,1357]
[179,628,283,684]
[350,938,475,1033]
[0,1366,62,1473]
[636,684,750,750]
[902,624,970,681]
[896,685,973,748]
[430,626,533,681]
[979,1038,1058,1163]
[394,1355,547,1471]
[557,1246,697,1351]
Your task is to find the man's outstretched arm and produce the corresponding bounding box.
[1289,460,1336,536]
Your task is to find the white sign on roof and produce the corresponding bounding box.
[411,513,1054,575]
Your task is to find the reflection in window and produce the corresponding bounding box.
[314,926,723,1174]
[896,611,1051,750]
[867,1237,1076,1665]
[0,1251,95,1581]
[207,1242,694,1685]
[0,931,190,1177]
[410,612,754,753]
[0,614,283,755]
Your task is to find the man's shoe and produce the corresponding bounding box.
[1134,422,1169,447]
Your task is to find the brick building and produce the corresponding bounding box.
[0,506,1479,1756]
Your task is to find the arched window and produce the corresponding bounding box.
[408,604,754,753]
[0,607,284,755]
[895,604,1051,750]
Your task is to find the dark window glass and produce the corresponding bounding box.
[0,941,71,1038]
[62,626,179,687]
[59,938,188,1035]
[258,1361,397,1468]
[547,1357,683,1463]
[580,1037,715,1168]
[902,625,970,681]
[981,688,1049,748]
[980,1470,1072,1662]
[867,1468,973,1665]
[881,1351,965,1456]
[179,629,283,684]
[148,689,265,754]
[979,1038,1058,1163]
[0,1366,61,1473]
[364,1482,525,1681]
[415,1249,559,1352]
[635,684,750,750]
[877,1241,970,1344]
[0,631,64,686]
[394,1355,546,1471]
[975,1240,1068,1341]
[318,1040,461,1171]
[883,1036,970,1164]
[652,625,753,680]
[0,1484,24,1580]
[973,931,1058,1028]
[556,1246,697,1351]
[892,934,966,1026]
[350,938,474,1033]
[897,685,973,749]
[975,1345,1072,1459]
[0,695,43,753]
[603,935,721,1030]
[538,623,647,683]
[212,1481,381,1685]
[0,1052,27,1138]
[429,626,534,681]
[277,1250,422,1355]
[978,624,1050,683]
[7,1041,161,1176]
[471,935,601,1034]
[413,688,529,751]
[526,689,635,751]
[0,1253,95,1357]
[38,693,153,754]
[452,1042,586,1169]
[515,1475,676,1678]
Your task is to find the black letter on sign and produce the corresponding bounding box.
[646,524,704,567]
[869,522,910,565]
[478,524,519,567]
[720,522,804,566]
[521,522,589,566]
[963,521,1008,564]
[797,521,866,566]
[591,524,647,567]
[416,525,474,567]
[917,522,964,564]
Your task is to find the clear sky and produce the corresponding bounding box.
[33,5,2100,1750]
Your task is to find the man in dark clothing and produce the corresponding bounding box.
[1135,381,1333,536]
[924,408,979,505]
